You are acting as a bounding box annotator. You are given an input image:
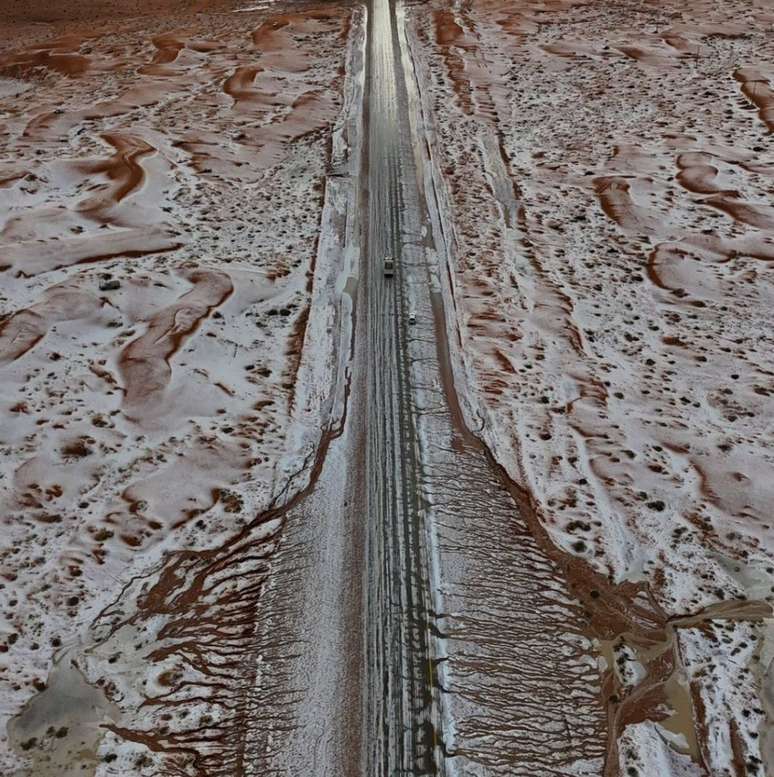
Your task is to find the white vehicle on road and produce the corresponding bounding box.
[383,256,395,277]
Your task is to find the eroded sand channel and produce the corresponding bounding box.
[0,0,364,773]
[400,0,774,774]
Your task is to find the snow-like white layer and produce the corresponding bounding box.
[678,620,770,775]
[403,0,774,772]
[405,0,774,616]
[0,77,29,98]
[0,6,358,774]
[619,720,702,777]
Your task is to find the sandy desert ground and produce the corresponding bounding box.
[0,0,363,773]
[402,0,774,773]
[1,0,773,776]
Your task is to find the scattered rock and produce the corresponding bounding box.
[99,280,121,291]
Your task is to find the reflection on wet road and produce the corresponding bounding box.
[364,0,438,772]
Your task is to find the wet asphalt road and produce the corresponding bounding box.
[363,0,439,772]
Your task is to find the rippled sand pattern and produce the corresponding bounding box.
[404,0,774,773]
[0,2,356,774]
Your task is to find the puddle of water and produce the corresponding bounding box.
[7,650,118,777]
[660,667,701,760]
[598,629,701,763]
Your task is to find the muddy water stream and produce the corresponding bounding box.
[4,1,773,776]
[3,1,364,774]
[428,258,772,775]
[424,221,772,775]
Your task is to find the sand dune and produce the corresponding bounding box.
[0,284,100,362]
[3,227,182,276]
[0,2,359,773]
[405,0,774,772]
[735,66,774,131]
[120,269,233,410]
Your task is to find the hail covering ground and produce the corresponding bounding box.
[0,0,772,776]
[400,0,774,773]
[0,1,359,772]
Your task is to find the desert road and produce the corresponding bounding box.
[261,0,610,773]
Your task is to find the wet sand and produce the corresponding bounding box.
[403,0,774,774]
[2,0,773,775]
[0,0,359,773]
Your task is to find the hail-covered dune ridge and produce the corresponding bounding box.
[402,0,774,774]
[0,0,364,773]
